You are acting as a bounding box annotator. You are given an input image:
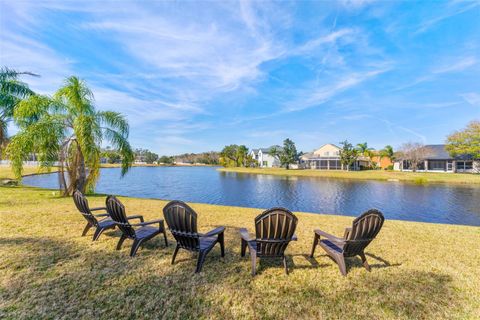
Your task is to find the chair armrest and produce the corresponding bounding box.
[94,213,109,217]
[201,226,225,237]
[132,219,163,227]
[239,228,254,242]
[90,207,107,211]
[126,215,144,223]
[343,227,352,239]
[314,229,345,243]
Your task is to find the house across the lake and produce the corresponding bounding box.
[300,143,369,170]
[393,144,480,173]
[249,147,281,168]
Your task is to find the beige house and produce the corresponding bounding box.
[300,143,369,170]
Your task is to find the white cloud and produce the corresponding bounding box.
[0,33,73,94]
[415,1,480,34]
[293,28,356,55]
[339,0,376,9]
[432,56,477,74]
[460,92,480,106]
[393,56,477,91]
[283,68,390,112]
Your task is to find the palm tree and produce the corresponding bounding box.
[7,76,134,195]
[356,142,372,155]
[0,67,37,152]
[356,142,374,168]
[380,145,395,163]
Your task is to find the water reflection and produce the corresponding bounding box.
[22,166,480,226]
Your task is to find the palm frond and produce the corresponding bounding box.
[102,127,134,175]
[13,95,56,128]
[54,76,94,115]
[6,116,65,178]
[97,111,129,137]
[0,67,39,81]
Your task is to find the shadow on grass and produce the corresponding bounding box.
[0,236,78,271]
[319,270,459,319]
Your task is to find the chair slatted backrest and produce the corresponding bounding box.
[106,196,136,239]
[73,190,98,227]
[163,201,199,251]
[343,209,384,257]
[254,208,298,257]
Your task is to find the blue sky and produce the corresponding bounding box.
[1,1,479,155]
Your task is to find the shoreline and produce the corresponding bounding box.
[218,167,480,185]
[13,183,480,228]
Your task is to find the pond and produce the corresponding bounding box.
[22,166,480,226]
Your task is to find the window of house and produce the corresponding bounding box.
[428,160,446,171]
[329,160,341,170]
[262,161,268,166]
[324,151,329,156]
[320,160,328,169]
[457,161,473,170]
[403,160,425,170]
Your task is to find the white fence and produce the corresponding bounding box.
[0,160,60,166]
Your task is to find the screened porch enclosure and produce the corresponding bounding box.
[302,159,362,170]
[312,159,342,170]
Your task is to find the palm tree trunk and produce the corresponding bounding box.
[58,143,69,196]
[76,144,87,193]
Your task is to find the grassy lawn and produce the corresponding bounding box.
[219,167,480,184]
[1,185,479,319]
[0,165,56,180]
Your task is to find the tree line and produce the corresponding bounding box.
[220,138,300,169]
[101,148,220,165]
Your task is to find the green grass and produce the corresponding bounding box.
[1,184,479,319]
[0,165,55,180]
[219,167,480,184]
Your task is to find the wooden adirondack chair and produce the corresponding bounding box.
[73,190,117,241]
[163,200,225,273]
[310,209,385,276]
[106,196,168,257]
[240,207,298,275]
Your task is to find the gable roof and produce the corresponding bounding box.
[424,144,474,160]
[257,145,282,154]
[395,144,474,161]
[424,144,451,160]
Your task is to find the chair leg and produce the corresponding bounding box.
[163,230,169,247]
[218,232,225,257]
[92,227,105,241]
[116,234,127,250]
[250,251,257,276]
[130,239,143,257]
[172,245,180,265]
[241,239,247,257]
[310,233,319,258]
[283,256,289,275]
[359,252,371,272]
[82,222,92,236]
[337,256,347,276]
[195,250,207,273]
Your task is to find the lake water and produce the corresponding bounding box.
[22,166,480,226]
